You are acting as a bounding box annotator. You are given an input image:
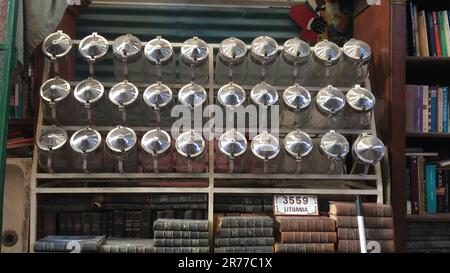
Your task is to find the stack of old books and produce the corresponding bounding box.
[152,219,210,253]
[274,216,336,253]
[34,235,106,252]
[214,216,274,253]
[329,202,395,253]
[99,237,155,253]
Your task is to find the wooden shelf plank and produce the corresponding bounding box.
[411,0,450,11]
[407,132,450,138]
[406,57,450,85]
[8,118,34,125]
[406,213,450,222]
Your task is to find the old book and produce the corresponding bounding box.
[337,228,394,240]
[140,210,152,238]
[34,235,106,252]
[215,237,274,247]
[154,238,209,247]
[214,246,273,253]
[154,230,209,239]
[42,212,56,236]
[153,219,209,232]
[214,204,264,212]
[275,216,336,232]
[329,202,393,217]
[90,212,101,235]
[113,210,125,237]
[274,243,335,253]
[154,247,210,253]
[217,216,273,229]
[73,213,81,236]
[100,238,154,253]
[330,215,393,229]
[81,212,91,235]
[218,227,273,238]
[278,232,337,243]
[337,240,395,253]
[406,241,450,249]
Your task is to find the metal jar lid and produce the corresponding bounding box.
[218,37,247,64]
[283,84,311,111]
[343,38,372,65]
[282,38,311,64]
[42,30,72,59]
[78,32,109,61]
[141,129,171,156]
[312,40,341,65]
[346,85,375,112]
[250,36,278,64]
[218,130,247,158]
[70,128,102,154]
[181,37,209,64]
[217,83,246,108]
[143,82,173,109]
[250,82,278,106]
[74,78,104,104]
[144,36,173,64]
[36,126,68,152]
[178,83,207,108]
[353,134,385,164]
[316,85,345,115]
[320,130,349,159]
[284,130,313,158]
[112,34,142,61]
[106,126,137,153]
[40,77,71,102]
[251,132,280,161]
[175,130,205,158]
[109,81,139,106]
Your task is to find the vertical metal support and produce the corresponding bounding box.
[207,44,215,251]
[0,0,18,252]
[356,195,367,253]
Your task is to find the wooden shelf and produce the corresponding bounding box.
[407,213,450,222]
[407,132,450,138]
[8,118,34,126]
[406,57,450,85]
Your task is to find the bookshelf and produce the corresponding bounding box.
[407,213,450,222]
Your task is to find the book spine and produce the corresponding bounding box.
[426,11,437,56]
[406,0,416,55]
[430,87,437,132]
[410,157,420,214]
[444,11,450,57]
[337,228,394,240]
[279,232,337,243]
[220,217,273,228]
[214,246,273,253]
[154,247,210,254]
[338,240,395,253]
[413,5,421,56]
[154,239,209,247]
[276,218,336,232]
[446,170,450,212]
[433,11,442,56]
[423,86,429,132]
[219,227,273,238]
[215,237,274,247]
[331,215,394,229]
[329,203,393,217]
[425,164,437,213]
[417,156,426,214]
[418,10,430,56]
[439,11,448,56]
[443,86,449,132]
[274,243,335,253]
[438,87,443,132]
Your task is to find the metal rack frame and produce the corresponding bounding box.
[29,41,385,251]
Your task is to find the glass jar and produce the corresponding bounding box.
[73,78,108,125]
[217,83,246,130]
[142,82,173,127]
[78,32,109,76]
[308,85,345,129]
[144,36,176,83]
[105,126,138,173]
[281,130,313,173]
[246,36,278,85]
[336,39,372,87]
[304,40,341,87]
[112,34,145,82]
[313,130,349,174]
[351,133,385,174]
[250,131,280,174]
[250,82,279,134]
[215,37,248,85]
[179,37,209,84]
[108,80,140,125]
[36,126,70,173]
[275,38,311,86]
[40,77,73,125]
[280,84,311,129]
[216,130,248,173]
[70,128,103,173]
[175,130,206,173]
[178,83,208,130]
[344,85,375,129]
[140,129,173,173]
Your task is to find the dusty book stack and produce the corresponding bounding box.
[214,216,274,253]
[274,216,336,253]
[33,235,106,252]
[329,202,395,253]
[152,219,210,253]
[99,237,155,253]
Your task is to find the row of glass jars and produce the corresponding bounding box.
[36,126,384,174]
[43,31,371,86]
[41,77,375,129]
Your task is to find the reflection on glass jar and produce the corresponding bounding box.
[140,129,173,173]
[112,34,145,82]
[275,38,311,86]
[247,36,278,85]
[313,130,349,174]
[336,39,372,87]
[343,85,375,129]
[216,130,248,173]
[304,40,341,87]
[215,37,248,84]
[179,37,209,84]
[108,80,141,125]
[70,128,103,173]
[281,130,313,173]
[73,78,108,125]
[142,82,173,127]
[217,83,246,130]
[105,126,137,173]
[78,32,109,75]
[350,133,385,174]
[144,36,176,83]
[280,84,311,129]
[36,126,70,173]
[250,82,278,134]
[40,77,73,125]
[309,85,345,129]
[175,130,206,173]
[250,131,280,174]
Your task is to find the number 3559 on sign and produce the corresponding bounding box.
[273,195,319,216]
